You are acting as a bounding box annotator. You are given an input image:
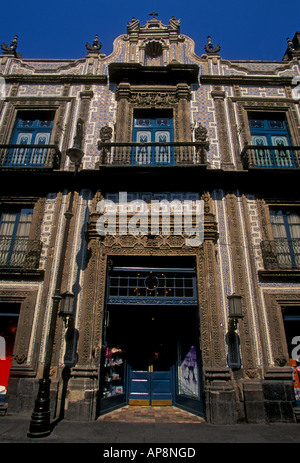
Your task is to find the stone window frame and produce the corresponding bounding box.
[0,92,75,166]
[0,288,39,375]
[263,292,300,368]
[115,83,192,145]
[257,198,300,279]
[230,96,300,168]
[0,196,46,277]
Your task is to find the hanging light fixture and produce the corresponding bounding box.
[228,294,243,333]
[59,291,75,327]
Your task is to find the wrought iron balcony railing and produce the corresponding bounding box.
[261,238,300,270]
[241,144,300,169]
[97,141,209,166]
[0,237,42,270]
[0,144,62,169]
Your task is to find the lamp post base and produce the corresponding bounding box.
[27,378,52,438]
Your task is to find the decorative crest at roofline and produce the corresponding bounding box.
[204,36,221,55]
[126,14,181,39]
[86,34,106,57]
[283,32,300,61]
[1,35,22,58]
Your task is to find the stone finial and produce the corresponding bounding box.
[287,37,295,50]
[1,35,22,58]
[86,34,102,54]
[149,11,158,20]
[195,123,208,144]
[204,36,221,55]
[100,125,113,142]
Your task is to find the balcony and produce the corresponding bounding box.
[0,144,62,169]
[241,144,300,169]
[261,239,300,271]
[97,141,209,166]
[0,237,42,270]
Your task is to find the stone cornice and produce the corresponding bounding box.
[109,62,199,84]
[200,74,294,87]
[1,74,107,85]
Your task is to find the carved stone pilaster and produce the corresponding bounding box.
[225,193,257,374]
[202,192,219,242]
[77,238,102,365]
[211,86,234,170]
[115,84,131,143]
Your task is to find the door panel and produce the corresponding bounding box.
[129,370,150,405]
[128,368,172,405]
[151,370,173,404]
[132,114,173,165]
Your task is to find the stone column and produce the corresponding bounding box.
[199,192,238,424]
[64,194,104,421]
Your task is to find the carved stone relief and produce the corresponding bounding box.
[225,193,257,375]
[77,191,226,373]
[263,293,300,368]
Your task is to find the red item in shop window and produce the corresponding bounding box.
[290,358,300,388]
[0,357,12,389]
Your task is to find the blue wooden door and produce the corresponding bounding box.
[249,115,296,168]
[128,307,174,405]
[7,112,53,166]
[128,367,173,405]
[132,115,174,165]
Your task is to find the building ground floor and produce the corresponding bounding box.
[0,188,300,425]
[1,254,299,425]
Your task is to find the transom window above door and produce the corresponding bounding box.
[132,110,174,165]
[107,266,197,305]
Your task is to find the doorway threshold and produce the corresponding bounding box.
[97,406,205,423]
[129,399,172,406]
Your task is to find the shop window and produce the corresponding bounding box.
[282,306,300,406]
[0,207,33,268]
[248,113,297,168]
[0,303,20,401]
[6,111,54,167]
[132,110,174,165]
[270,208,300,269]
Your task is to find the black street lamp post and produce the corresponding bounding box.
[27,147,83,438]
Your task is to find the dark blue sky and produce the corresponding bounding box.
[0,0,299,61]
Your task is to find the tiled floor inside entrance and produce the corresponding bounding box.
[97,406,205,423]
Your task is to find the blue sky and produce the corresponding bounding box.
[0,0,299,61]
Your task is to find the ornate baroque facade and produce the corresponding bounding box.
[0,17,300,425]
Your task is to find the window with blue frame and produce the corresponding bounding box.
[270,209,300,269]
[0,208,33,268]
[132,110,174,165]
[6,111,54,167]
[249,113,296,168]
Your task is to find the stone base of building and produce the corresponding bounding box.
[3,369,298,425]
[262,368,297,423]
